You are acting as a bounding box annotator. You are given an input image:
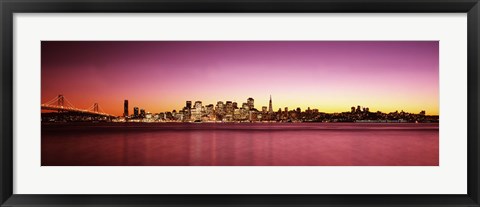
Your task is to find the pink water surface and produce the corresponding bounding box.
[41,123,439,166]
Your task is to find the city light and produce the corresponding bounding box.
[117,96,438,123]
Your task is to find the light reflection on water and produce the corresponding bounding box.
[41,123,439,166]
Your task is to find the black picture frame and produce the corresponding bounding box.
[1,0,479,206]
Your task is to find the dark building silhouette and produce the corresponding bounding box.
[268,95,273,113]
[133,107,139,118]
[123,100,128,117]
[247,97,254,109]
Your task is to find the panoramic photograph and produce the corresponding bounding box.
[41,41,439,166]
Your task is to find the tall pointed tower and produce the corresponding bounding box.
[268,95,273,113]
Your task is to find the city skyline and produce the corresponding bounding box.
[41,41,439,116]
[41,94,437,123]
[120,95,434,116]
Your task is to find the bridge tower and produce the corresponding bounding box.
[57,94,64,112]
[93,103,99,113]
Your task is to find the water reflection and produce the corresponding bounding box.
[41,123,439,166]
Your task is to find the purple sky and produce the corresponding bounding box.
[41,41,439,116]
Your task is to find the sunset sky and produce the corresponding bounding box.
[41,41,439,116]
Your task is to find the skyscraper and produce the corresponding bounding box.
[262,106,267,113]
[226,101,233,114]
[247,97,254,109]
[123,100,128,117]
[216,101,225,114]
[192,101,203,121]
[185,101,192,121]
[268,95,273,113]
[195,101,202,110]
[133,107,139,118]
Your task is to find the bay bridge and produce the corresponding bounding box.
[41,95,117,118]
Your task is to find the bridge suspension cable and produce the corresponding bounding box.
[42,94,76,108]
[41,94,116,118]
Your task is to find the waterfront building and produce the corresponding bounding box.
[216,101,224,113]
[247,97,254,109]
[205,104,215,120]
[195,101,202,109]
[123,100,128,117]
[268,95,273,113]
[192,101,202,121]
[133,107,139,118]
[175,112,184,121]
[166,112,173,120]
[184,101,192,121]
[226,101,234,115]
[242,102,249,110]
[234,108,242,120]
[249,110,258,122]
[262,106,267,114]
[145,112,152,119]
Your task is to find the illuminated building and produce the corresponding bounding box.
[249,110,257,122]
[216,101,224,113]
[185,101,192,121]
[192,101,202,121]
[145,112,152,119]
[226,101,233,115]
[194,101,202,110]
[242,102,249,110]
[133,107,139,118]
[234,108,242,120]
[175,111,184,121]
[262,106,267,113]
[205,104,215,119]
[247,97,254,109]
